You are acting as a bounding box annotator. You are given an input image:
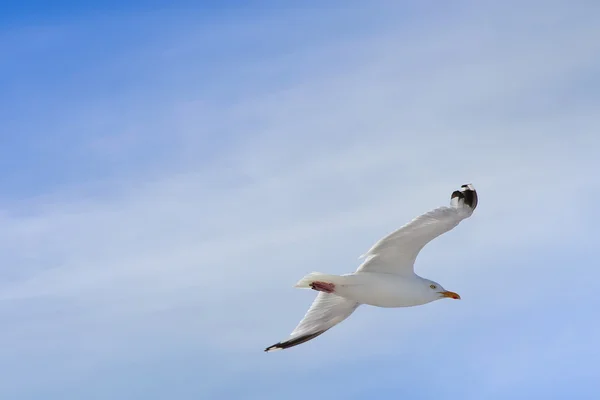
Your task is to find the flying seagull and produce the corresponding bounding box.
[265,183,478,352]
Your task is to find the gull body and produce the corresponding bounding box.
[295,272,453,308]
[265,183,478,352]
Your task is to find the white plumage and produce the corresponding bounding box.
[265,183,478,352]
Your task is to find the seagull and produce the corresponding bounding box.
[264,183,478,352]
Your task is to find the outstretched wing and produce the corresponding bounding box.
[356,184,478,276]
[264,293,360,352]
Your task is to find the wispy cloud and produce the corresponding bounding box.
[1,1,599,399]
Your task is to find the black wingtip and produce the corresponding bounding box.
[264,331,327,353]
[451,183,478,211]
[460,183,478,210]
[451,190,463,200]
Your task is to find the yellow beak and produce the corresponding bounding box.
[439,291,461,300]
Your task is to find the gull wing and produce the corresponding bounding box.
[265,292,360,352]
[356,184,478,276]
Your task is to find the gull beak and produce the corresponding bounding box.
[439,291,461,300]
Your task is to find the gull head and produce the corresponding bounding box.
[423,280,461,301]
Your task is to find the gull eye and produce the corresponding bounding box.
[430,284,437,289]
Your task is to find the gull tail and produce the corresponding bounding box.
[294,272,347,289]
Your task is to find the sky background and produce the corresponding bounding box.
[1,1,600,399]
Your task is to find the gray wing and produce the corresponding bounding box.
[264,293,360,352]
[356,184,478,276]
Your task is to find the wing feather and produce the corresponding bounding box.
[264,293,360,352]
[356,184,478,276]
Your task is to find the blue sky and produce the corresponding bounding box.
[1,1,600,399]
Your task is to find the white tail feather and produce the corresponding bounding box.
[294,272,342,288]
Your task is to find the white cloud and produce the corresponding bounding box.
[1,1,599,397]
